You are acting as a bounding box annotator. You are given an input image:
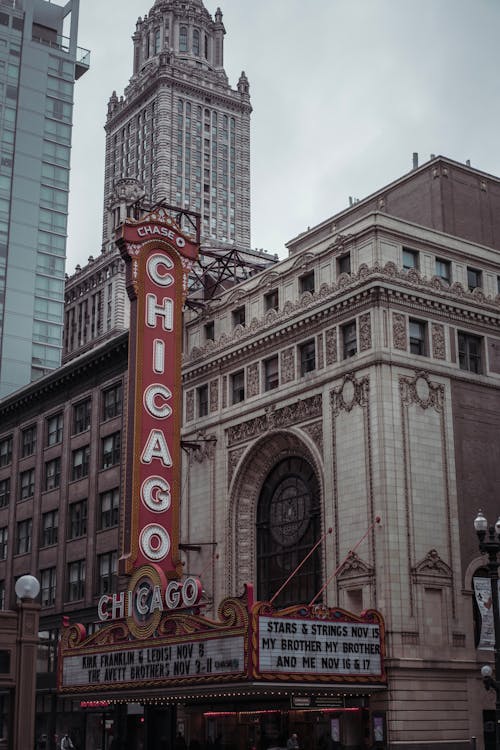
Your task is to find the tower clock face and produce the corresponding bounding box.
[269,476,311,547]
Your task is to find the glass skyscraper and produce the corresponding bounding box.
[0,0,88,397]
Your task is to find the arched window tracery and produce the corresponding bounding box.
[256,456,321,608]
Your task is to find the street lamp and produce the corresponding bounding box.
[474,510,500,750]
[13,574,40,750]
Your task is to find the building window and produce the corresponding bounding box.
[232,306,246,327]
[67,560,85,602]
[299,271,315,295]
[46,413,63,446]
[204,321,214,342]
[101,433,121,469]
[21,425,37,458]
[192,28,200,56]
[263,356,279,391]
[467,266,482,291]
[36,624,59,674]
[0,478,10,509]
[71,446,90,481]
[197,384,209,417]
[179,25,188,53]
[40,567,57,607]
[154,28,161,55]
[409,319,427,356]
[231,370,245,405]
[44,457,61,491]
[342,321,357,358]
[73,399,91,434]
[435,258,451,284]
[41,510,58,547]
[0,580,5,610]
[338,253,351,275]
[19,468,35,500]
[0,527,7,560]
[102,383,122,420]
[0,436,12,467]
[16,519,32,555]
[68,500,87,539]
[458,332,482,374]
[98,488,119,530]
[264,289,278,313]
[257,457,321,607]
[299,340,316,376]
[402,247,419,271]
[97,551,117,595]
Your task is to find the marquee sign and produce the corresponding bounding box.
[251,602,385,683]
[59,588,386,696]
[59,589,250,694]
[116,210,199,577]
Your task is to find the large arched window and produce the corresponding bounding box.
[257,456,321,608]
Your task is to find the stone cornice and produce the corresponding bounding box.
[183,261,500,377]
[107,59,249,132]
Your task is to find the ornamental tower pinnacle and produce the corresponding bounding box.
[102,0,251,250]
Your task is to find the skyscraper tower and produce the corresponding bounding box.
[102,0,251,251]
[0,0,88,397]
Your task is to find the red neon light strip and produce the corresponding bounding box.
[203,708,361,718]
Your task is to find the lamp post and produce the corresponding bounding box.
[474,511,500,750]
[13,574,40,750]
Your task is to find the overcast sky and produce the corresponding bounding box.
[66,0,500,273]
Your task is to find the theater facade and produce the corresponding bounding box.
[1,157,500,750]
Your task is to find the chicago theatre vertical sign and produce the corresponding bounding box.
[116,211,199,580]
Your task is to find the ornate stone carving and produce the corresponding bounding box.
[233,324,245,340]
[301,420,323,455]
[228,447,246,484]
[186,390,194,422]
[299,290,314,307]
[359,312,372,351]
[265,308,279,324]
[412,549,452,581]
[325,327,337,365]
[280,347,295,384]
[209,379,218,412]
[222,375,227,409]
[431,322,445,360]
[316,333,324,370]
[393,312,407,350]
[338,551,374,579]
[330,374,369,416]
[246,362,259,398]
[400,371,443,412]
[227,394,323,447]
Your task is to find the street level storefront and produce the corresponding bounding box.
[58,584,386,750]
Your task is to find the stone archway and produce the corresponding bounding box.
[226,427,324,597]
